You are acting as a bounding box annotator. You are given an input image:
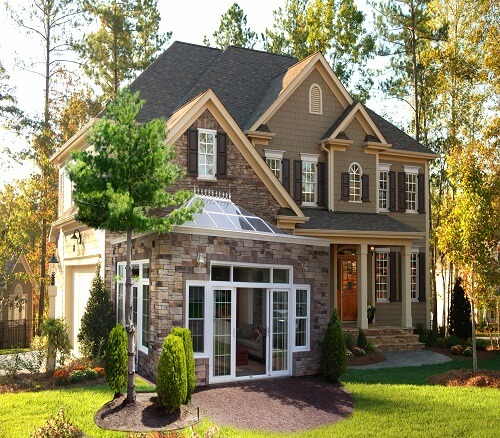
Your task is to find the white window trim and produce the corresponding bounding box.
[379,163,391,212]
[301,153,320,207]
[116,259,150,354]
[375,249,390,303]
[309,83,322,115]
[264,149,285,160]
[197,128,217,181]
[185,281,209,358]
[293,285,310,352]
[410,249,419,302]
[404,166,419,214]
[349,162,362,203]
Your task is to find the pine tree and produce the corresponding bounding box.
[320,309,347,382]
[448,277,472,340]
[77,262,115,361]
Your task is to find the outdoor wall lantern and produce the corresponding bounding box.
[196,252,205,266]
[71,229,82,251]
[48,253,59,286]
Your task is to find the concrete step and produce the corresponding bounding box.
[343,326,425,352]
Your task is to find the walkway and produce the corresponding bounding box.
[350,350,452,369]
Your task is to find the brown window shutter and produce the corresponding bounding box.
[187,129,198,176]
[341,172,349,200]
[418,173,425,213]
[389,252,397,302]
[389,171,396,211]
[398,172,406,212]
[293,160,302,204]
[361,174,369,202]
[419,252,426,301]
[216,132,227,179]
[282,158,290,193]
[317,162,326,207]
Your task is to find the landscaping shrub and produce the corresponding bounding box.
[357,328,367,348]
[450,345,463,355]
[319,309,347,382]
[40,318,72,367]
[31,408,83,437]
[353,347,366,356]
[466,338,489,351]
[444,335,463,348]
[77,263,115,362]
[418,328,429,343]
[449,277,472,340]
[157,334,187,413]
[171,327,196,401]
[436,337,445,347]
[105,325,128,397]
[425,330,437,347]
[343,333,354,349]
[366,341,376,352]
[463,346,473,357]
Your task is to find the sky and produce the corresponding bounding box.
[0,0,394,187]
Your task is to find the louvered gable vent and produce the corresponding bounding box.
[309,84,322,115]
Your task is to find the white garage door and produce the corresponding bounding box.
[71,266,95,349]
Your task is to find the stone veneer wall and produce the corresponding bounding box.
[111,231,329,385]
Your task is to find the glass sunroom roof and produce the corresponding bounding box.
[182,193,287,235]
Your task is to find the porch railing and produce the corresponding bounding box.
[0,319,38,349]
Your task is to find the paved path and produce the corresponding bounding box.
[351,350,452,369]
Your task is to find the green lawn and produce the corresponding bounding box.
[1,354,498,437]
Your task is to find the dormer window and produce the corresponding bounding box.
[309,84,322,115]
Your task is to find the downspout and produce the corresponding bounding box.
[321,143,333,211]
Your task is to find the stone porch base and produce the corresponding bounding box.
[342,323,425,351]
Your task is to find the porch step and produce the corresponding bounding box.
[342,326,425,352]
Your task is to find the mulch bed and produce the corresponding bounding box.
[427,369,500,388]
[190,375,354,432]
[95,393,199,432]
[348,350,386,366]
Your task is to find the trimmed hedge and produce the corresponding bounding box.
[105,325,128,396]
[171,327,196,401]
[157,335,187,413]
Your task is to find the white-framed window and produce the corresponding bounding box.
[411,250,419,301]
[59,165,73,215]
[198,128,217,179]
[294,286,310,350]
[309,83,322,114]
[375,250,389,302]
[349,162,362,202]
[301,153,319,206]
[379,163,391,211]
[264,149,285,181]
[116,260,150,353]
[186,283,207,355]
[404,165,420,213]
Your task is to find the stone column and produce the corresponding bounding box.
[401,244,413,328]
[46,284,57,372]
[357,244,368,329]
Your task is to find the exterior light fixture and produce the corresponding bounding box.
[196,252,205,265]
[48,253,59,286]
[71,229,82,251]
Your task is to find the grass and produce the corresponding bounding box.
[1,353,498,437]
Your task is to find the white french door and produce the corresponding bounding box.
[269,289,290,375]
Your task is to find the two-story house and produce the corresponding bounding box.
[50,42,437,385]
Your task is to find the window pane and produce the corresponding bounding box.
[296,289,308,317]
[142,285,149,348]
[211,266,231,281]
[302,161,316,203]
[189,286,205,353]
[142,263,150,279]
[233,267,270,283]
[273,269,289,284]
[295,318,307,347]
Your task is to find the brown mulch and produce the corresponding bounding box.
[427,369,500,388]
[426,346,495,361]
[190,375,354,432]
[348,350,386,366]
[95,394,199,432]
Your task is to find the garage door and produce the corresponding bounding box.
[71,266,95,349]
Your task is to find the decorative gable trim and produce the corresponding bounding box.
[166,89,304,218]
[249,53,353,131]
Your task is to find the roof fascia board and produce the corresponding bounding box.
[249,54,354,132]
[50,118,96,164]
[166,89,304,218]
[295,229,424,244]
[380,149,440,161]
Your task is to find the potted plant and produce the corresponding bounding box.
[367,305,376,323]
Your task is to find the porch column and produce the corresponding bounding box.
[401,244,413,328]
[357,244,368,329]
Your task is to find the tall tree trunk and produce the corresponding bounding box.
[410,2,420,143]
[125,228,136,403]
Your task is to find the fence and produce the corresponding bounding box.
[0,319,38,349]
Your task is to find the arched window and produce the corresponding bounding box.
[309,84,322,115]
[349,163,362,202]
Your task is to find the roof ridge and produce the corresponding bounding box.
[223,44,298,61]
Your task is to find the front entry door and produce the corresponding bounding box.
[340,257,358,321]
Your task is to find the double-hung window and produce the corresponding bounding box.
[404,166,419,213]
[264,149,284,181]
[116,260,150,353]
[301,153,319,206]
[410,251,419,301]
[349,163,362,202]
[379,163,391,211]
[198,129,216,179]
[294,286,310,350]
[187,283,206,354]
[375,250,389,302]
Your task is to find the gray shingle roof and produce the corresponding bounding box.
[279,208,420,233]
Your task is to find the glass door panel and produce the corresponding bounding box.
[271,290,288,372]
[213,289,232,378]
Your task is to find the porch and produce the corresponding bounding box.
[342,323,424,351]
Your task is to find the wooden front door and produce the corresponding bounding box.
[340,257,358,321]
